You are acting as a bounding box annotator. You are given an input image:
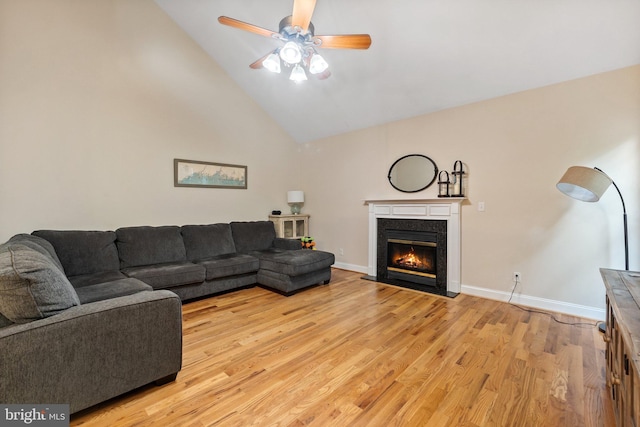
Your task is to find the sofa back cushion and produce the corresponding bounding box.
[230,221,276,253]
[116,226,187,268]
[32,230,120,277]
[0,243,80,323]
[181,224,237,260]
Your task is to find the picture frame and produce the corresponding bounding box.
[174,159,247,189]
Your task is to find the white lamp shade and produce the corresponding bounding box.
[309,53,329,74]
[287,190,304,203]
[289,64,307,82]
[556,166,612,202]
[279,41,302,64]
[263,52,281,73]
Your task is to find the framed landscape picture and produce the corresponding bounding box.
[174,159,247,189]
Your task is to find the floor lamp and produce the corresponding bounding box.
[557,166,629,333]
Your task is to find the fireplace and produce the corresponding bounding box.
[376,218,448,296]
[365,199,462,297]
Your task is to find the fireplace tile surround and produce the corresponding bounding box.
[364,198,464,297]
[378,218,447,295]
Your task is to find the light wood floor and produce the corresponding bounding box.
[71,269,614,426]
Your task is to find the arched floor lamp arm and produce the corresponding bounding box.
[594,167,629,270]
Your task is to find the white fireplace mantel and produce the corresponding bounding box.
[365,198,464,294]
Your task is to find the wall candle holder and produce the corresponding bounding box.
[437,171,451,197]
[451,160,465,197]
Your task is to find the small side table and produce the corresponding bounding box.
[269,214,309,239]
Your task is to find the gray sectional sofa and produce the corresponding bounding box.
[0,220,334,414]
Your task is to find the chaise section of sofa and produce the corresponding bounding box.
[230,221,335,295]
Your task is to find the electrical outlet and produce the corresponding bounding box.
[513,272,521,282]
[339,248,344,256]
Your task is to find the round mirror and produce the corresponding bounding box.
[388,154,438,193]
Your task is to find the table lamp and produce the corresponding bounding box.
[287,191,304,215]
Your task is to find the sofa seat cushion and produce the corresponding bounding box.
[74,278,153,304]
[68,270,128,289]
[121,262,205,290]
[32,230,119,277]
[251,249,335,277]
[0,243,80,323]
[181,224,237,260]
[116,226,187,269]
[195,253,259,280]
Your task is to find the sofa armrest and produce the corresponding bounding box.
[274,238,302,251]
[0,290,182,414]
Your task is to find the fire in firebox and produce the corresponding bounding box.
[387,238,436,278]
[395,247,425,269]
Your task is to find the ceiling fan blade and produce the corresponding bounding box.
[291,0,316,32]
[249,52,272,69]
[218,16,278,38]
[315,34,372,49]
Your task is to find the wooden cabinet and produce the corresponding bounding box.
[269,214,309,239]
[601,268,640,427]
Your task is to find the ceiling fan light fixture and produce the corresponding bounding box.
[280,41,302,64]
[308,53,329,74]
[263,51,281,73]
[289,64,307,82]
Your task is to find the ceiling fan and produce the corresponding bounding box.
[218,0,371,82]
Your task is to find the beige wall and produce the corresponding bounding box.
[0,0,299,241]
[299,66,640,314]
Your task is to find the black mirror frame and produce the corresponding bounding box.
[387,154,439,193]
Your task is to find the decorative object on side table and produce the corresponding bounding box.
[301,236,316,250]
[287,190,305,214]
[450,160,465,197]
[437,170,451,197]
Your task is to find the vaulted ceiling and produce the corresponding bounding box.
[155,0,640,144]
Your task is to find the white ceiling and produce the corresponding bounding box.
[155,0,640,144]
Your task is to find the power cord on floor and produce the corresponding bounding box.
[507,276,600,329]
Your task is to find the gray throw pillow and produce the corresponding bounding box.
[9,234,65,273]
[0,243,80,323]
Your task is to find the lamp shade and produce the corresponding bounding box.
[556,166,612,202]
[280,41,302,65]
[287,190,304,204]
[263,51,281,73]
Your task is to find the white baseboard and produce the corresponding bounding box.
[461,284,605,321]
[333,262,368,274]
[330,264,605,321]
